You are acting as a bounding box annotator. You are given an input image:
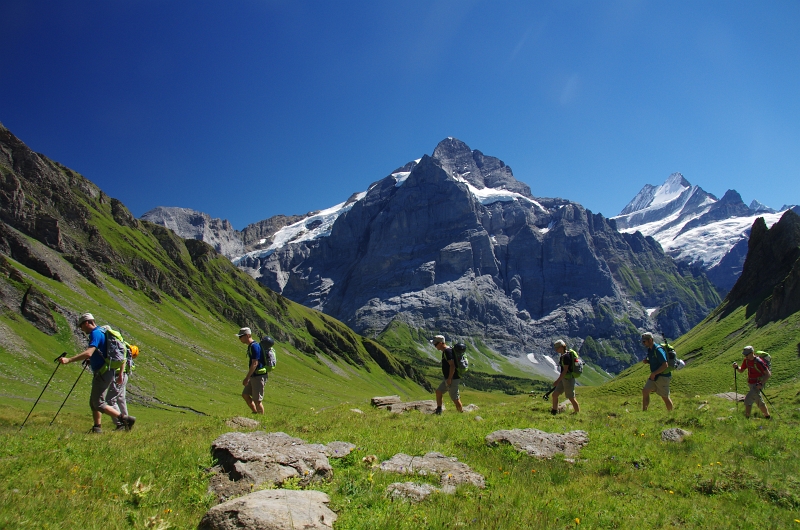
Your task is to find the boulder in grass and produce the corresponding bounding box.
[208,432,353,501]
[485,428,589,459]
[199,489,336,530]
[380,452,485,492]
[371,395,402,408]
[386,482,440,502]
[225,416,260,430]
[661,428,692,443]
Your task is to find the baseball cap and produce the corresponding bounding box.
[431,335,445,345]
[77,313,95,326]
[237,327,252,337]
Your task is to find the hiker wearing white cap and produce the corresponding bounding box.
[733,346,771,419]
[640,332,673,412]
[59,312,136,433]
[238,327,266,414]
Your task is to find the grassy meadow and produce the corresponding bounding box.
[2,379,800,530]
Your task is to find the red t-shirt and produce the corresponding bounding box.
[740,357,768,384]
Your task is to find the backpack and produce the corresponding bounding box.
[99,326,127,373]
[452,342,469,373]
[124,343,139,374]
[565,349,583,377]
[756,351,771,370]
[661,340,680,370]
[259,336,277,372]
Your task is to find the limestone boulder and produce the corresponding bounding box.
[485,428,589,459]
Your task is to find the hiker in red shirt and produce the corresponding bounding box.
[732,346,771,419]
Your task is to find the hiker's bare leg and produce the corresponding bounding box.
[435,390,444,409]
[253,400,264,414]
[642,389,651,411]
[551,391,560,411]
[744,405,752,418]
[758,404,769,417]
[242,393,257,413]
[569,398,580,413]
[661,396,674,411]
[453,399,463,412]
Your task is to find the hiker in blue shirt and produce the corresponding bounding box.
[640,332,673,412]
[238,327,266,414]
[59,313,136,433]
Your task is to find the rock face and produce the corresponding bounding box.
[724,210,800,326]
[141,207,245,257]
[234,139,719,374]
[141,206,309,259]
[198,489,336,530]
[208,431,355,501]
[485,428,589,458]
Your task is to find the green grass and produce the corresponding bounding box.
[3,385,800,529]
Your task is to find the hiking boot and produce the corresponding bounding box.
[434,407,442,415]
[550,409,558,416]
[120,415,136,431]
[115,423,127,431]
[89,424,102,434]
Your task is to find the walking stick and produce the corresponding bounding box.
[760,389,780,421]
[50,360,89,426]
[20,353,66,431]
[733,366,738,412]
[543,387,555,401]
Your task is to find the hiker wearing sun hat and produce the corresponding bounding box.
[237,327,266,414]
[59,312,136,433]
[733,346,771,419]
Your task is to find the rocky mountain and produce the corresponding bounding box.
[141,206,309,259]
[228,138,720,375]
[613,173,797,295]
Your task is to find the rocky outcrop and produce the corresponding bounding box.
[208,431,355,501]
[485,428,589,459]
[198,489,336,530]
[379,452,485,492]
[370,395,441,414]
[723,210,800,325]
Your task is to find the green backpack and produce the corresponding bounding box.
[565,349,583,377]
[99,326,127,374]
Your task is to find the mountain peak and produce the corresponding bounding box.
[431,138,531,197]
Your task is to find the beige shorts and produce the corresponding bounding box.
[643,375,671,398]
[436,379,461,402]
[244,373,268,402]
[554,378,576,398]
[744,383,765,407]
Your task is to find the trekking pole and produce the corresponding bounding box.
[760,389,781,421]
[19,353,66,431]
[733,366,738,412]
[543,388,555,401]
[50,360,89,426]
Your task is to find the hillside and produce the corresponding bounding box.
[0,123,433,423]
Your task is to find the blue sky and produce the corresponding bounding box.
[1,1,798,229]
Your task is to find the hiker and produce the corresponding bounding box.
[238,327,266,414]
[433,335,463,414]
[551,340,580,415]
[733,346,771,419]
[109,344,136,431]
[59,313,136,433]
[640,332,674,412]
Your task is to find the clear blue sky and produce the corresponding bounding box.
[2,1,798,229]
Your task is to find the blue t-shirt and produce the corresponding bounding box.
[247,342,264,372]
[647,345,671,378]
[87,327,107,371]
